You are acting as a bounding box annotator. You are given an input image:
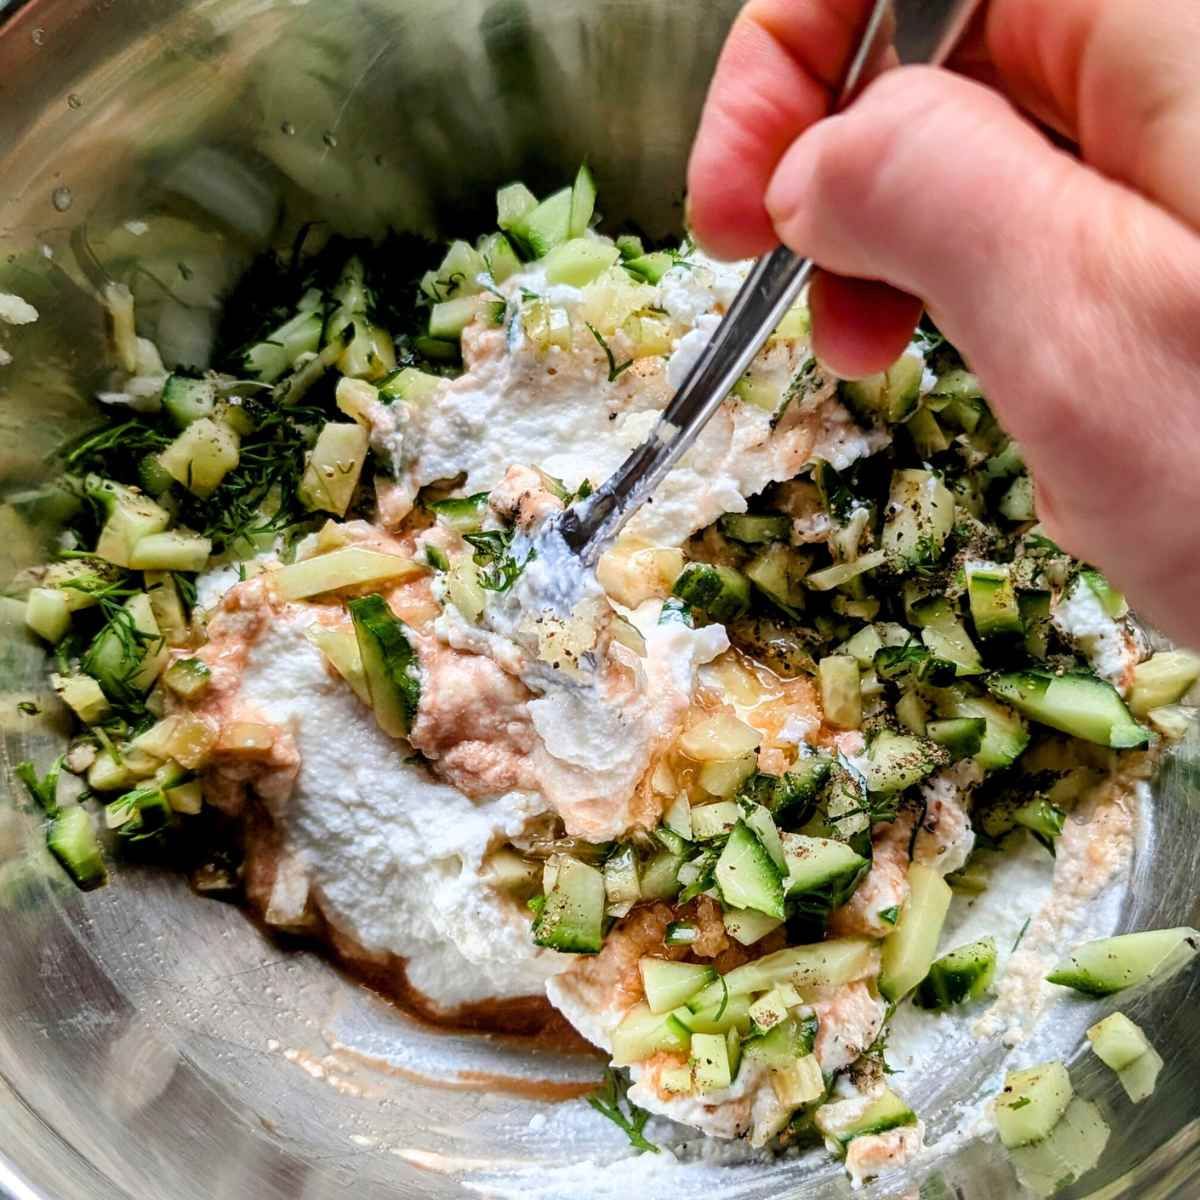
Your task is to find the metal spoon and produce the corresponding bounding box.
[556,0,983,566]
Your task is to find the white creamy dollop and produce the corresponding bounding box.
[1052,577,1138,691]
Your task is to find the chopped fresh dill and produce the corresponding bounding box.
[16,701,40,716]
[586,323,633,383]
[15,756,63,815]
[1011,916,1032,954]
[586,1067,659,1154]
[714,976,730,1023]
[463,529,536,592]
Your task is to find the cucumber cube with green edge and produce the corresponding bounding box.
[673,993,753,1035]
[925,717,986,759]
[163,657,211,700]
[743,804,786,872]
[1046,927,1200,996]
[934,688,1029,769]
[347,594,421,738]
[25,588,71,644]
[840,353,923,423]
[691,1032,733,1093]
[719,513,791,545]
[998,473,1036,521]
[715,821,785,919]
[603,843,640,915]
[623,251,675,284]
[53,673,110,724]
[864,730,947,794]
[478,231,521,284]
[496,181,538,232]
[161,374,217,429]
[427,492,490,534]
[914,936,998,1009]
[993,1061,1073,1149]
[879,863,953,1002]
[816,1088,918,1150]
[782,833,869,914]
[639,958,717,1014]
[83,591,168,698]
[379,367,443,405]
[722,906,784,946]
[298,422,369,517]
[532,856,605,954]
[85,475,171,568]
[771,1055,825,1107]
[1087,1013,1163,1103]
[540,237,620,287]
[611,1000,692,1065]
[1007,1097,1111,1198]
[747,988,796,1033]
[429,295,480,340]
[745,543,808,617]
[691,800,740,840]
[987,670,1150,749]
[242,310,324,381]
[671,562,751,622]
[688,937,878,1009]
[966,562,1023,637]
[911,597,984,676]
[505,187,572,258]
[1128,650,1200,716]
[46,805,107,890]
[743,1012,819,1069]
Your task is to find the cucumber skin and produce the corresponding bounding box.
[987,670,1149,749]
[914,936,997,1009]
[347,594,421,738]
[1046,928,1200,996]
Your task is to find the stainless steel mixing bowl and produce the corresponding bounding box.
[1,2,1199,1197]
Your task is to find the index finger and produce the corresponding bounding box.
[686,0,879,260]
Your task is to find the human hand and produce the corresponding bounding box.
[687,0,1200,647]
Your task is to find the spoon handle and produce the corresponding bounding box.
[560,247,813,562]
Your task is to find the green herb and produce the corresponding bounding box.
[586,1068,659,1154]
[1008,1096,1031,1111]
[463,530,536,593]
[714,976,730,1023]
[878,906,900,927]
[1011,916,1032,955]
[15,756,63,815]
[58,418,171,476]
[66,578,161,717]
[586,323,633,383]
[16,701,40,716]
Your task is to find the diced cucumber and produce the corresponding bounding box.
[914,936,997,1009]
[83,591,168,698]
[698,753,757,798]
[568,164,597,237]
[1020,589,1053,659]
[616,234,644,260]
[998,473,1036,522]
[163,657,211,700]
[540,237,619,287]
[715,821,785,919]
[158,418,240,499]
[674,993,753,1036]
[719,513,791,545]
[640,958,716,1014]
[611,1000,692,1066]
[744,803,786,873]
[1046,927,1200,996]
[689,937,877,1009]
[128,529,212,572]
[165,779,203,815]
[478,231,522,284]
[882,468,955,566]
[994,1061,1073,1149]
[53,672,111,724]
[46,805,108,891]
[429,295,480,340]
[864,730,946,794]
[86,475,172,568]
[933,688,1029,769]
[622,251,675,284]
[1128,651,1200,716]
[496,181,538,232]
[1013,797,1066,850]
[532,856,606,954]
[879,863,953,1002]
[427,491,490,534]
[987,670,1150,749]
[782,833,869,914]
[678,711,761,763]
[906,404,950,456]
[243,310,324,381]
[378,367,443,406]
[347,594,421,738]
[723,905,785,946]
[671,562,751,622]
[1006,1097,1110,1198]
[896,687,929,734]
[506,187,572,258]
[841,354,923,424]
[926,717,986,760]
[745,1012,819,1072]
[745,543,809,618]
[25,587,71,644]
[432,239,487,298]
[817,1089,918,1149]
[819,655,861,730]
[691,1031,733,1093]
[297,422,369,517]
[1088,1013,1162,1103]
[161,374,217,429]
[966,562,1022,638]
[912,597,983,676]
[804,548,887,592]
[691,800,740,840]
[771,1055,825,1107]
[747,987,799,1033]
[274,547,422,601]
[603,843,640,916]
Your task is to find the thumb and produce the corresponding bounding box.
[765,65,1200,640]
